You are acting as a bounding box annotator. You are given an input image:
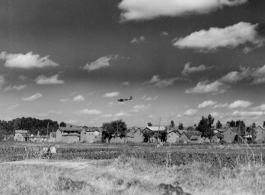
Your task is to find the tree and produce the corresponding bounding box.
[170,120,175,128]
[102,119,127,142]
[216,120,222,129]
[60,122,66,127]
[178,123,184,130]
[197,115,214,139]
[187,126,194,131]
[147,122,152,127]
[252,122,256,129]
[230,120,236,127]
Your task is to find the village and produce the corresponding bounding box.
[11,121,265,145]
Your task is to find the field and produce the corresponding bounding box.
[1,142,265,195]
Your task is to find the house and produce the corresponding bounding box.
[126,127,144,143]
[179,131,202,143]
[143,126,166,143]
[255,125,265,144]
[80,127,102,143]
[14,130,29,142]
[167,130,181,143]
[56,124,83,143]
[216,126,237,143]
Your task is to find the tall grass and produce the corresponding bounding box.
[0,155,265,195]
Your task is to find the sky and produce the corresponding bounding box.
[0,0,265,127]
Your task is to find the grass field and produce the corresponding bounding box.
[1,154,265,195]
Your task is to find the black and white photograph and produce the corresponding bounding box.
[0,0,265,194]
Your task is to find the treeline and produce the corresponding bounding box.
[0,117,59,137]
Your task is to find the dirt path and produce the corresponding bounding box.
[1,159,110,170]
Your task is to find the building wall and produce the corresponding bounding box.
[167,132,179,143]
[255,126,265,143]
[14,134,25,142]
[56,129,62,142]
[223,129,236,143]
[127,131,143,143]
[110,137,126,143]
[85,132,96,143]
[80,129,86,142]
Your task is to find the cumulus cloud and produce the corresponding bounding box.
[103,92,120,98]
[198,100,217,109]
[220,66,250,83]
[22,93,42,101]
[232,111,265,117]
[35,75,64,85]
[213,103,229,108]
[73,95,85,101]
[183,109,197,116]
[144,75,185,88]
[174,22,262,52]
[4,85,26,91]
[60,99,69,102]
[252,104,265,111]
[8,104,19,110]
[142,95,158,101]
[182,62,209,76]
[0,75,5,88]
[186,80,229,94]
[122,81,130,85]
[131,104,151,112]
[130,36,145,44]
[75,109,101,115]
[100,114,113,118]
[83,55,118,72]
[229,100,253,109]
[118,0,247,21]
[0,52,58,68]
[18,75,26,81]
[115,111,131,117]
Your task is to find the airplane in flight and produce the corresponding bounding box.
[117,96,133,102]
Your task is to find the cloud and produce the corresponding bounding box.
[100,114,113,118]
[60,99,69,102]
[122,81,130,85]
[213,103,229,108]
[182,62,209,76]
[131,104,151,112]
[103,92,120,98]
[115,111,131,117]
[229,100,253,109]
[173,22,262,52]
[210,112,220,118]
[220,66,250,84]
[198,100,217,109]
[118,0,247,21]
[232,111,265,117]
[73,95,85,101]
[22,93,42,101]
[183,109,197,116]
[186,80,229,94]
[0,75,5,88]
[75,109,102,115]
[83,55,118,72]
[8,104,19,110]
[0,52,58,68]
[130,36,145,43]
[161,32,169,36]
[252,65,265,84]
[35,74,64,85]
[142,95,158,101]
[144,75,180,88]
[18,75,26,81]
[252,104,265,111]
[4,85,26,91]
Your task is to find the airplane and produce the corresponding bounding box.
[118,96,132,102]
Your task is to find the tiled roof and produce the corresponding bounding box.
[59,126,83,132]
